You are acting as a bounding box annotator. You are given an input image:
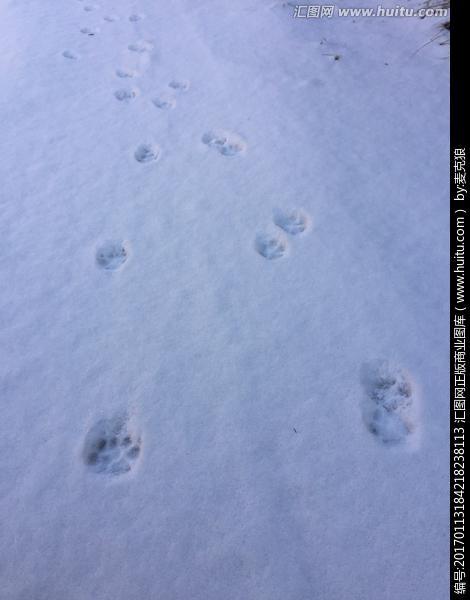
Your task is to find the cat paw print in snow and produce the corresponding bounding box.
[202,130,246,157]
[168,79,190,92]
[128,41,153,54]
[96,240,128,270]
[360,359,416,445]
[114,88,139,102]
[134,143,161,163]
[62,50,79,60]
[116,69,137,79]
[83,415,142,476]
[80,27,99,36]
[152,94,175,110]
[255,231,288,260]
[274,208,310,235]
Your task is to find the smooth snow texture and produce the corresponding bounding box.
[0,0,449,599]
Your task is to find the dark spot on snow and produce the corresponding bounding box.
[87,452,98,465]
[127,446,140,459]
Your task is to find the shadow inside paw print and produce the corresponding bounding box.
[83,415,142,476]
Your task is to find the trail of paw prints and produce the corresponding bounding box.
[96,240,129,270]
[202,130,246,157]
[150,80,190,111]
[83,415,142,476]
[255,209,310,260]
[360,360,416,445]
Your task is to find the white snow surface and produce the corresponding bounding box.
[0,0,449,598]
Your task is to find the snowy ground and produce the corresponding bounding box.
[0,1,449,598]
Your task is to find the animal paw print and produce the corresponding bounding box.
[274,209,310,235]
[168,79,190,92]
[83,415,142,476]
[202,130,246,157]
[116,68,137,78]
[255,232,288,260]
[129,13,144,22]
[255,208,310,261]
[360,360,415,444]
[80,27,99,36]
[62,50,79,60]
[128,41,153,53]
[114,88,138,102]
[96,240,128,270]
[134,143,160,163]
[152,94,175,110]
